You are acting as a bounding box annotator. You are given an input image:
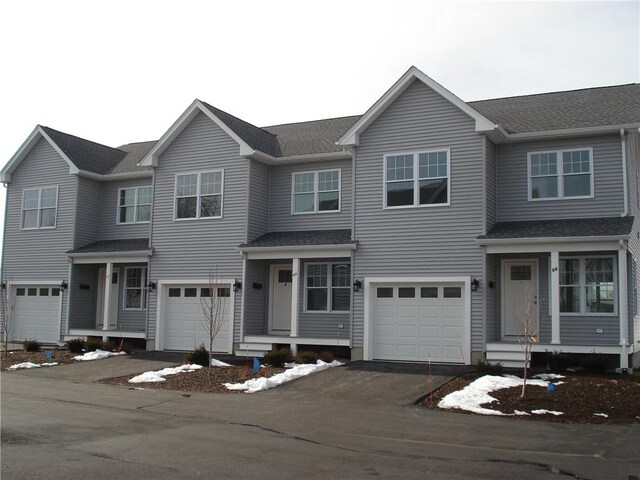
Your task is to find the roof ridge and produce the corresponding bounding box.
[40,125,126,153]
[469,83,640,104]
[262,114,361,129]
[198,100,277,138]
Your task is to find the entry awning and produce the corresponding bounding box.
[239,229,356,259]
[67,238,152,263]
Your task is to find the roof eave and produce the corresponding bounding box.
[503,123,640,142]
[238,243,357,253]
[75,169,153,182]
[67,249,153,258]
[476,234,630,246]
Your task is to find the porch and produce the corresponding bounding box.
[239,230,356,355]
[66,239,152,341]
[478,217,635,370]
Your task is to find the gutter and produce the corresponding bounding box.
[620,128,628,217]
[476,234,630,246]
[75,169,153,182]
[238,243,357,254]
[66,249,154,259]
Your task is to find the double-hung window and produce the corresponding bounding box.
[559,256,616,315]
[175,170,223,220]
[292,169,340,214]
[21,186,58,229]
[124,267,147,310]
[528,148,593,200]
[118,186,152,224]
[305,263,350,312]
[384,150,449,208]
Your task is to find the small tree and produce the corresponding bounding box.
[200,269,227,375]
[1,282,16,357]
[518,287,538,398]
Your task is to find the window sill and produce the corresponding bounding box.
[117,221,150,226]
[383,202,450,210]
[173,216,223,222]
[292,209,341,216]
[528,195,594,202]
[303,310,350,314]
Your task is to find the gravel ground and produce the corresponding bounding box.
[420,373,640,424]
[1,350,76,370]
[101,365,285,393]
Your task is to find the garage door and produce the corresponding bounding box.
[372,284,465,363]
[11,286,61,344]
[163,285,232,352]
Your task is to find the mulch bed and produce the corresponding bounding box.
[1,349,77,370]
[421,373,640,424]
[101,365,285,394]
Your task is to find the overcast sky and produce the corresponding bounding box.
[0,0,638,257]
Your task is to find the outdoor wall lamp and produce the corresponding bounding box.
[0,282,5,290]
[353,279,362,292]
[233,279,242,293]
[147,281,157,292]
[59,280,68,292]
[470,278,480,291]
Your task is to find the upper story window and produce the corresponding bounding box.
[21,186,58,229]
[384,150,450,208]
[118,186,152,224]
[528,148,593,200]
[292,169,340,214]
[175,170,223,220]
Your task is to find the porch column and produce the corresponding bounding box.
[550,250,561,344]
[290,258,300,340]
[103,262,113,332]
[618,246,629,370]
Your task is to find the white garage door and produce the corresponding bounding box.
[372,284,465,363]
[11,286,61,344]
[163,285,232,352]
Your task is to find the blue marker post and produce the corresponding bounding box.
[252,357,260,373]
[547,382,557,393]
[46,350,54,360]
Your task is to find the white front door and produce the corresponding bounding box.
[270,265,292,333]
[502,260,538,337]
[96,267,120,329]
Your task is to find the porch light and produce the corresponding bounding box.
[0,282,5,290]
[147,281,157,292]
[353,279,362,292]
[471,278,479,292]
[233,279,242,293]
[59,280,68,292]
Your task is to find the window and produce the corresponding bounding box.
[175,171,223,220]
[528,149,593,200]
[443,287,462,298]
[292,169,340,214]
[305,263,350,312]
[421,287,438,298]
[124,267,146,310]
[398,287,415,298]
[118,186,152,224]
[16,288,25,296]
[559,256,616,315]
[384,150,449,208]
[21,187,58,229]
[377,287,393,298]
[169,288,181,297]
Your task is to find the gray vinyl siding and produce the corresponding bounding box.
[68,264,99,329]
[244,260,269,335]
[485,254,498,342]
[1,138,76,337]
[352,80,485,353]
[485,139,497,232]
[74,177,100,248]
[146,112,245,342]
[625,131,640,344]
[116,263,147,331]
[268,159,352,231]
[298,258,351,338]
[99,178,153,241]
[496,135,624,221]
[247,160,269,242]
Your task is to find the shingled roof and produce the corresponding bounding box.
[67,238,151,254]
[469,83,640,134]
[240,229,354,248]
[478,217,634,240]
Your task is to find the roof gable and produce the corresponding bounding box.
[337,66,497,146]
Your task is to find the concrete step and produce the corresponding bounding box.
[486,351,527,362]
[235,350,269,358]
[236,342,273,358]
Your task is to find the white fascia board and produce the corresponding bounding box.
[249,150,352,166]
[337,66,498,146]
[68,252,152,264]
[505,123,640,142]
[477,235,628,246]
[76,169,153,182]
[241,244,356,260]
[483,239,623,254]
[1,126,79,182]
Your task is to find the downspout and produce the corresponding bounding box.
[620,128,628,217]
[350,147,356,352]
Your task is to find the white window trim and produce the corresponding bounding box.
[116,186,152,225]
[123,266,147,311]
[20,186,59,230]
[527,147,594,202]
[291,169,341,215]
[173,169,224,221]
[303,262,351,314]
[382,148,451,209]
[556,255,618,317]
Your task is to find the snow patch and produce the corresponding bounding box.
[514,410,530,416]
[533,373,565,381]
[129,364,202,383]
[593,413,609,418]
[210,358,231,367]
[7,361,59,370]
[531,409,564,416]
[74,350,126,361]
[438,375,550,416]
[225,360,343,393]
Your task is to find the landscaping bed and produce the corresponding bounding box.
[1,350,76,370]
[101,365,285,394]
[420,373,640,424]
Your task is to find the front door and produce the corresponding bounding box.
[96,267,120,329]
[270,265,292,333]
[502,260,538,337]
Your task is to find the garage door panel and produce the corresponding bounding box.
[442,326,463,340]
[397,305,417,318]
[396,325,417,338]
[12,286,60,344]
[418,325,440,340]
[419,345,442,361]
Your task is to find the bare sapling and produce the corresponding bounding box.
[518,287,538,398]
[200,269,227,375]
[1,282,16,357]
